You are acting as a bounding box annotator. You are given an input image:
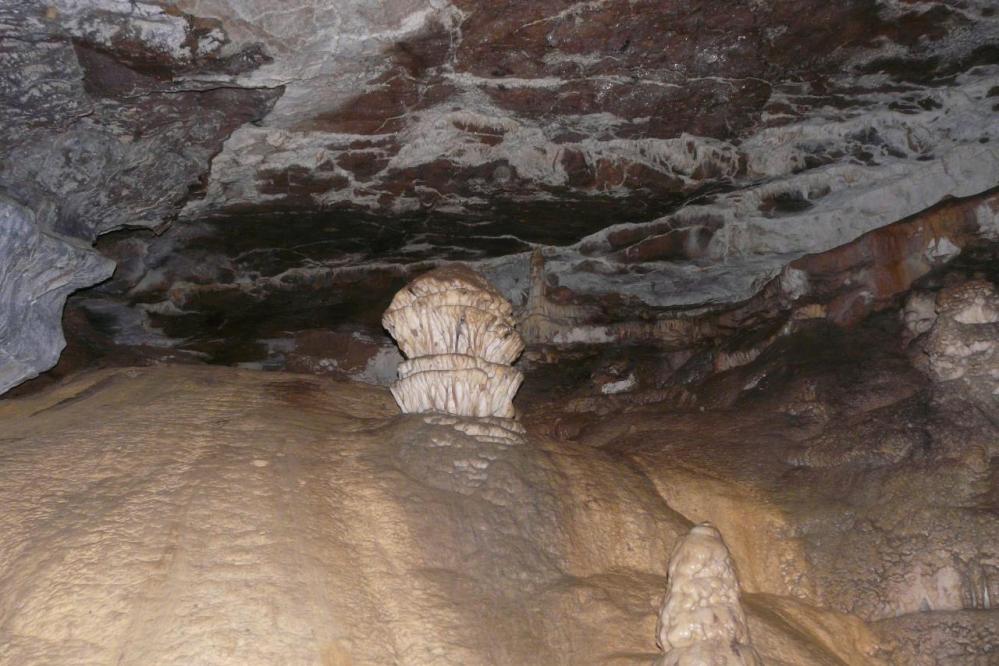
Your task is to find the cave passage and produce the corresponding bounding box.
[1,1,998,664]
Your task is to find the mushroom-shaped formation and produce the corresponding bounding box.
[383,265,524,418]
[655,523,762,666]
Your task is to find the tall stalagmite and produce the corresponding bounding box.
[656,523,762,666]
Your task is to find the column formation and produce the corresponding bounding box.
[382,265,524,419]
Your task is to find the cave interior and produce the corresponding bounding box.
[1,1,998,664]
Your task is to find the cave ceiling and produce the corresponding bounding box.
[2,0,999,389]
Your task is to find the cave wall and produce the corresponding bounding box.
[2,0,999,392]
[0,1,279,391]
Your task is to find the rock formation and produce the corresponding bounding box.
[656,523,762,666]
[916,279,998,391]
[383,264,524,418]
[0,0,278,391]
[4,1,999,393]
[0,195,114,394]
[1,365,892,665]
[1,2,998,663]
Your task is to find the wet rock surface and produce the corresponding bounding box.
[6,263,994,662]
[518,276,999,664]
[0,362,880,665]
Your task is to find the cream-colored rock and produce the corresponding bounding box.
[656,523,762,666]
[385,265,515,322]
[383,265,525,417]
[384,303,522,364]
[0,366,904,665]
[392,354,523,419]
[422,413,526,445]
[0,366,689,665]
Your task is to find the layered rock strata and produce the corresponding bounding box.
[0,1,278,392]
[383,264,524,418]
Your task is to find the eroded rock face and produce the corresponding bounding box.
[917,280,998,393]
[656,523,762,666]
[178,0,999,218]
[0,1,279,391]
[517,285,997,663]
[384,264,524,417]
[0,196,113,394]
[172,0,999,315]
[1,2,279,240]
[5,0,999,395]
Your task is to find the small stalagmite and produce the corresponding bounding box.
[656,523,762,666]
[383,265,524,418]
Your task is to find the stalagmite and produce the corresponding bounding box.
[383,264,524,418]
[656,523,762,666]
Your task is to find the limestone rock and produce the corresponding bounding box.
[0,195,114,394]
[902,290,939,343]
[0,1,278,240]
[0,356,961,665]
[0,366,691,665]
[383,264,522,364]
[393,354,523,419]
[917,280,998,398]
[385,302,522,364]
[656,523,762,666]
[383,265,524,418]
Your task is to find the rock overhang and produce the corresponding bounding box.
[163,0,999,321]
[4,0,999,393]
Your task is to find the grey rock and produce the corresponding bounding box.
[0,195,114,393]
[0,1,278,394]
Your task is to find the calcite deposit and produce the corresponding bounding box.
[656,524,762,666]
[1,1,999,663]
[0,365,891,665]
[383,265,524,418]
[916,280,999,390]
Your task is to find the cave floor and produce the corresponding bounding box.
[0,362,995,664]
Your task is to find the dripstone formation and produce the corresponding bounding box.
[382,265,524,418]
[656,523,762,666]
